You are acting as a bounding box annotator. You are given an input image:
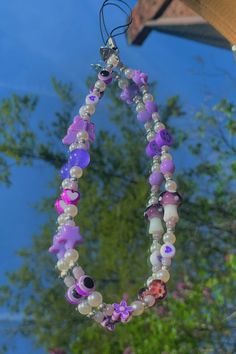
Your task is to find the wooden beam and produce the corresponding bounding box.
[180,0,236,45]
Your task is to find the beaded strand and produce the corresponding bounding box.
[49,49,182,331]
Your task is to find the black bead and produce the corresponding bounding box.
[72,288,81,299]
[100,69,110,77]
[84,276,94,289]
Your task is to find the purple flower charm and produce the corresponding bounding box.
[132,70,148,86]
[112,300,133,323]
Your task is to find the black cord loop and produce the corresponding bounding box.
[99,0,133,46]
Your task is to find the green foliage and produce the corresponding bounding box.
[0,79,235,354]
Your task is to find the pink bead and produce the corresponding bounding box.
[61,189,80,205]
[54,199,67,214]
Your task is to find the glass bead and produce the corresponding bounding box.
[69,148,90,169]
[124,68,133,79]
[94,80,106,92]
[87,291,103,307]
[163,231,176,244]
[72,266,85,279]
[70,166,83,179]
[143,93,153,103]
[131,301,144,316]
[78,301,92,315]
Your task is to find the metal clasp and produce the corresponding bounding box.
[100,37,119,62]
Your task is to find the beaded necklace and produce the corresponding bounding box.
[49,25,182,332]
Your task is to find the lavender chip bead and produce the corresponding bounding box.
[137,110,151,123]
[145,101,158,114]
[155,129,173,148]
[160,159,175,174]
[60,163,70,179]
[69,149,90,169]
[149,171,164,186]
[146,140,161,157]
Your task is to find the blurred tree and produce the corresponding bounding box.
[0,77,235,354]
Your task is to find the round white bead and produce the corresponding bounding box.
[163,232,176,244]
[64,249,79,263]
[165,180,177,192]
[154,122,165,132]
[150,240,161,253]
[104,304,114,316]
[56,259,70,272]
[124,68,133,79]
[78,301,92,315]
[64,204,78,217]
[70,166,83,179]
[118,79,128,89]
[93,311,104,323]
[87,291,103,307]
[153,269,170,283]
[64,275,75,287]
[143,295,155,307]
[152,112,160,121]
[72,266,85,279]
[131,301,144,316]
[143,93,153,103]
[136,103,145,112]
[95,80,106,92]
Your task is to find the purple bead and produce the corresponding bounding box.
[160,159,175,174]
[145,140,161,157]
[145,101,158,113]
[60,163,70,179]
[137,110,151,123]
[132,70,148,86]
[155,129,173,148]
[69,149,90,169]
[149,171,164,186]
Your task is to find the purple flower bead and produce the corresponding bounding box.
[146,140,161,157]
[69,149,90,169]
[145,101,158,113]
[132,70,148,86]
[60,163,70,179]
[149,171,164,186]
[112,300,133,323]
[160,159,175,174]
[155,129,173,148]
[137,110,151,123]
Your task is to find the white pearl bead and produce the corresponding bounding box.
[143,93,153,103]
[143,295,155,307]
[56,259,70,272]
[161,153,172,161]
[64,275,75,287]
[85,94,99,105]
[93,311,104,323]
[154,122,165,132]
[107,54,119,67]
[165,180,177,192]
[150,240,161,253]
[124,68,133,79]
[64,249,79,263]
[131,301,144,316]
[76,131,89,140]
[150,251,161,266]
[64,204,78,217]
[70,166,83,179]
[78,301,92,315]
[95,80,106,92]
[163,232,176,244]
[147,131,155,142]
[87,291,103,307]
[162,257,172,266]
[151,163,160,172]
[72,266,85,279]
[57,214,68,225]
[118,79,128,89]
[153,269,170,283]
[136,103,145,112]
[61,179,78,191]
[152,112,160,121]
[64,219,75,226]
[104,304,114,316]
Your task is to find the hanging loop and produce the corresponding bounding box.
[99,0,133,47]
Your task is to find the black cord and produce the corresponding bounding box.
[99,0,133,46]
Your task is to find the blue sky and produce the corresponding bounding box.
[0,0,235,353]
